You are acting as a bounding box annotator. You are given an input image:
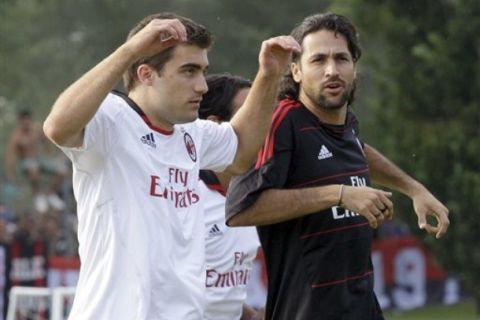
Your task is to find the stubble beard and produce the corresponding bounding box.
[300,80,355,114]
[315,85,352,111]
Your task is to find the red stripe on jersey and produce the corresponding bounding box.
[300,126,346,134]
[300,222,370,239]
[310,270,374,288]
[142,115,173,135]
[293,167,369,188]
[255,99,301,168]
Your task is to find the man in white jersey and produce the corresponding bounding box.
[43,12,300,320]
[198,74,263,320]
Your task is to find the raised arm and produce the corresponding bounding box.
[43,19,187,147]
[228,184,393,229]
[225,36,301,174]
[365,143,449,238]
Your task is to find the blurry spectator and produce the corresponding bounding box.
[37,213,73,257]
[0,204,15,243]
[11,214,39,244]
[9,213,48,288]
[4,110,68,213]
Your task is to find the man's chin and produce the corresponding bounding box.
[318,95,349,110]
[319,100,346,110]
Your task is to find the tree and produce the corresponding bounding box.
[331,0,480,312]
[0,0,331,176]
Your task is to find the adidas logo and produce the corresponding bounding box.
[318,145,333,160]
[208,224,223,238]
[141,133,156,148]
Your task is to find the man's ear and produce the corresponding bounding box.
[137,64,155,85]
[206,115,221,124]
[291,62,301,83]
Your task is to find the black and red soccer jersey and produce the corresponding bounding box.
[226,98,384,320]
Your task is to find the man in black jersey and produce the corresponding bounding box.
[225,13,450,320]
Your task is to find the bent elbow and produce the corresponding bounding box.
[226,215,241,227]
[43,118,61,144]
[43,118,76,147]
[227,217,245,227]
[226,212,254,227]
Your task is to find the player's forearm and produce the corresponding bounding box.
[365,144,424,198]
[227,72,281,174]
[43,45,137,147]
[228,185,340,226]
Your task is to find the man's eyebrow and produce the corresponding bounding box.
[308,51,351,60]
[310,53,327,59]
[179,63,208,70]
[335,52,351,58]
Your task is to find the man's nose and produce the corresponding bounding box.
[324,60,339,77]
[195,76,209,94]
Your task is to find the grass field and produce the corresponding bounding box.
[385,302,479,320]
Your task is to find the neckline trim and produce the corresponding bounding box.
[113,90,174,135]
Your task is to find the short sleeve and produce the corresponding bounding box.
[60,94,120,170]
[225,116,294,223]
[197,120,238,172]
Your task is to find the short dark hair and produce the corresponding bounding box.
[279,13,362,104]
[123,12,213,92]
[199,74,251,121]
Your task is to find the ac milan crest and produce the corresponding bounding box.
[184,133,197,162]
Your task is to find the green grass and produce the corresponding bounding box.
[385,302,479,320]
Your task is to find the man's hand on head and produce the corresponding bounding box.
[124,18,188,60]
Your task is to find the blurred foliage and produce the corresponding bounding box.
[332,0,480,311]
[0,0,330,121]
[0,0,479,311]
[0,0,329,179]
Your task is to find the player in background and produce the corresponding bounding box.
[226,13,449,319]
[199,74,264,320]
[5,110,67,213]
[43,12,299,320]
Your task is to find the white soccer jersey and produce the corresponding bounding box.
[200,177,260,320]
[61,93,238,320]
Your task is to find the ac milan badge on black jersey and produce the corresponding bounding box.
[184,133,197,162]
